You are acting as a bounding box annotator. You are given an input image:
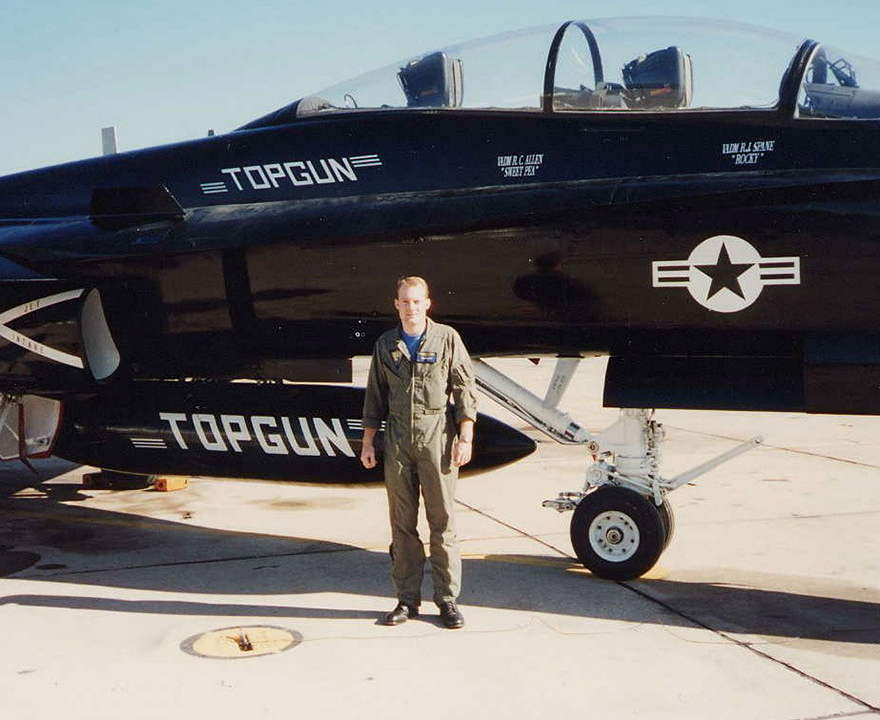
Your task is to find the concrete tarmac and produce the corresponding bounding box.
[1,357,880,719]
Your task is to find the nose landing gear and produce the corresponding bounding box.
[471,359,759,582]
[546,409,760,580]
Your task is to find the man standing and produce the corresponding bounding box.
[361,276,477,629]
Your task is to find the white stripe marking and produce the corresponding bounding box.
[0,290,85,368]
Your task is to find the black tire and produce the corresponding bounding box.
[658,499,675,550]
[570,486,665,580]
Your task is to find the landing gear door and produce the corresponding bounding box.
[0,395,62,460]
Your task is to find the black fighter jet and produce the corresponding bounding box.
[1,17,879,579]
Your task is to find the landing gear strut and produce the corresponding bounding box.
[545,408,760,579]
[472,359,761,581]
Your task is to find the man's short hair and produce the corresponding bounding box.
[397,276,430,296]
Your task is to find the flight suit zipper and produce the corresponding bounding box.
[409,331,428,447]
[409,345,414,446]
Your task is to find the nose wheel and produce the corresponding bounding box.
[472,360,761,582]
[570,486,667,580]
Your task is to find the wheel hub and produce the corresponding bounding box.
[589,510,640,562]
[605,527,624,545]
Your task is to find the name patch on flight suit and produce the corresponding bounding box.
[416,352,438,364]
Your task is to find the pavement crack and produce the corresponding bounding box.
[620,580,880,715]
[18,545,361,578]
[683,509,880,526]
[665,425,880,471]
[460,474,879,713]
[455,499,570,557]
[796,712,880,719]
[458,496,879,713]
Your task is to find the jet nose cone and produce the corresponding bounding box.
[464,414,537,475]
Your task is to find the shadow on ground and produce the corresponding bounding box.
[1,460,879,652]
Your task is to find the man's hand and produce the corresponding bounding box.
[453,419,474,468]
[361,427,378,469]
[452,439,472,468]
[361,442,377,469]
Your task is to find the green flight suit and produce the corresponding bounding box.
[363,318,477,606]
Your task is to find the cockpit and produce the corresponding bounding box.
[799,46,880,119]
[240,17,880,129]
[547,24,693,112]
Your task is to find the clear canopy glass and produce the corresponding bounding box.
[798,44,880,119]
[242,17,880,127]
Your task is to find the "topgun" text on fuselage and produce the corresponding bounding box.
[159,413,356,457]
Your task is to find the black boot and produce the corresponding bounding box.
[438,601,465,629]
[381,602,419,626]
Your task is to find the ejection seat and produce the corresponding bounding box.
[622,46,693,109]
[800,47,880,119]
[398,51,464,107]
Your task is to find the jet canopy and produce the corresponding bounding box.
[242,17,880,128]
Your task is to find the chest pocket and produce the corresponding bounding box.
[379,347,409,408]
[417,349,450,409]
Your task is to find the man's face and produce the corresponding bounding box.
[395,284,431,328]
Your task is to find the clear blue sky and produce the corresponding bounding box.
[2,0,879,176]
